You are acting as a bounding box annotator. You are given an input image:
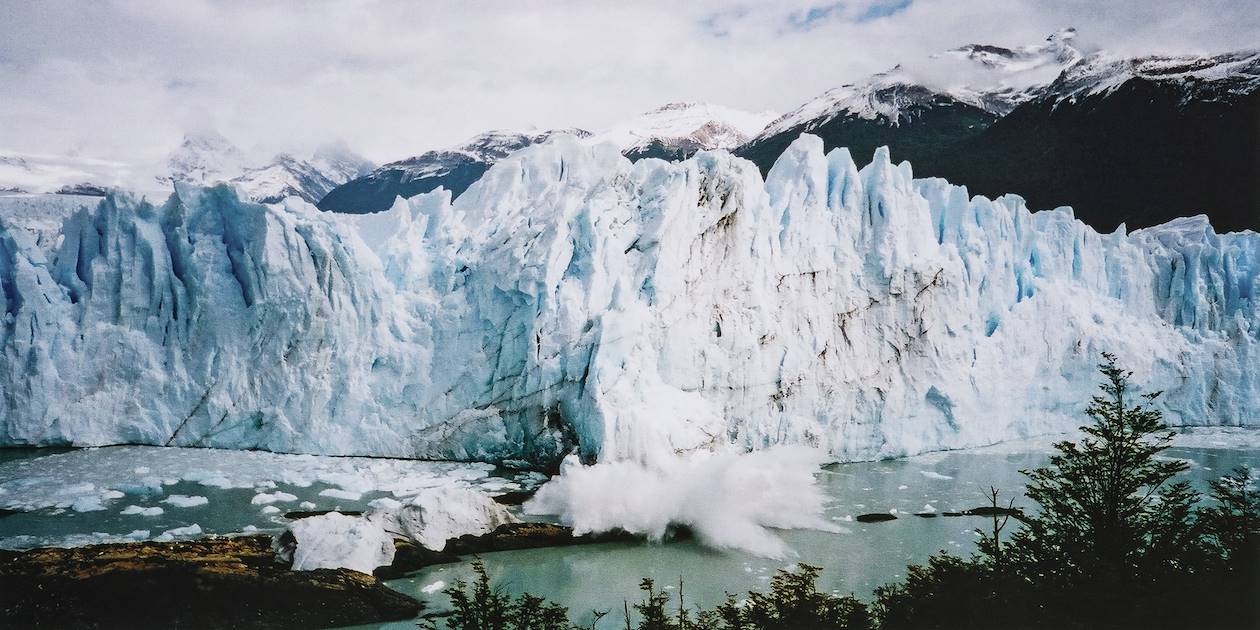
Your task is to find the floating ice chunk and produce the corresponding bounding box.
[920,471,953,480]
[318,488,363,501]
[921,503,937,513]
[276,512,395,574]
[260,505,281,514]
[155,524,203,542]
[163,495,209,508]
[120,505,164,516]
[70,497,107,512]
[251,491,298,505]
[197,476,235,489]
[421,580,446,594]
[898,485,909,490]
[242,525,258,533]
[299,501,317,510]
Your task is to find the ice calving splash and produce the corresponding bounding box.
[524,446,840,558]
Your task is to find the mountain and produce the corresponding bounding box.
[737,31,1260,232]
[1,136,1255,467]
[942,50,1260,232]
[736,29,1080,184]
[592,101,777,161]
[161,133,373,205]
[318,102,776,214]
[317,128,587,215]
[159,132,252,187]
[231,146,374,205]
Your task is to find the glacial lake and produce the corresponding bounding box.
[2,428,1257,630]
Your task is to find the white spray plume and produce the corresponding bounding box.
[523,446,838,558]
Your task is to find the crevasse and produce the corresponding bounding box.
[0,135,1255,466]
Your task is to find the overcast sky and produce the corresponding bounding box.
[1,0,1256,165]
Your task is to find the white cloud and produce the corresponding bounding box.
[1,0,1255,164]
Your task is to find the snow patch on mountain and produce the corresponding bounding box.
[232,145,374,204]
[592,102,777,155]
[161,133,374,204]
[378,128,589,181]
[756,29,1082,138]
[1040,48,1260,105]
[160,132,251,187]
[0,135,1255,466]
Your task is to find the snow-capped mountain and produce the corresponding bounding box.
[738,32,1260,231]
[1,136,1255,466]
[590,101,777,161]
[232,146,374,205]
[317,128,588,214]
[940,47,1260,232]
[753,28,1080,141]
[1039,48,1260,105]
[320,103,776,214]
[159,132,251,187]
[159,133,374,205]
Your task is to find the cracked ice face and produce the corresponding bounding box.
[0,134,1255,466]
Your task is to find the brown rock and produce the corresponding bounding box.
[0,535,421,629]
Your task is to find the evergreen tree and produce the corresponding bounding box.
[1006,353,1196,612]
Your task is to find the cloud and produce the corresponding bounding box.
[0,0,1256,166]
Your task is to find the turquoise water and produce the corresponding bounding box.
[376,432,1260,629]
[1,431,1256,630]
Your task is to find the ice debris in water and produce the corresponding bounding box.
[154,524,203,542]
[251,491,298,505]
[163,495,209,508]
[0,446,539,515]
[120,505,164,516]
[318,488,363,501]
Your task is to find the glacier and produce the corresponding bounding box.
[0,134,1256,467]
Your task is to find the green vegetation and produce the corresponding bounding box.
[425,354,1258,629]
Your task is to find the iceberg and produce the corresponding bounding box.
[276,487,513,573]
[276,511,397,574]
[369,486,514,552]
[0,135,1255,466]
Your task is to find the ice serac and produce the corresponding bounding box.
[0,134,1256,466]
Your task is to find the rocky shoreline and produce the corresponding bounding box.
[0,534,419,628]
[0,519,639,628]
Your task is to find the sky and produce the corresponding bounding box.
[1,0,1256,166]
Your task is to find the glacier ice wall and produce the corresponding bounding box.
[0,135,1256,466]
